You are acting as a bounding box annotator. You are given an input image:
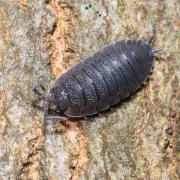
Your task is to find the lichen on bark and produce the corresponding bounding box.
[0,0,179,179]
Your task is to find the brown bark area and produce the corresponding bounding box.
[0,0,179,179]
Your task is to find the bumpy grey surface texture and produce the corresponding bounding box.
[0,0,179,179]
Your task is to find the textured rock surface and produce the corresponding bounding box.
[0,0,179,179]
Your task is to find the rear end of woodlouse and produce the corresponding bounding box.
[42,36,162,121]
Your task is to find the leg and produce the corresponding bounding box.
[32,103,44,111]
[146,33,154,45]
[33,87,43,96]
[146,33,163,55]
[33,76,49,96]
[43,102,66,121]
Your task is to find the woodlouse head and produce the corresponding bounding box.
[45,86,68,116]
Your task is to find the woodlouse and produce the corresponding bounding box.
[34,35,162,121]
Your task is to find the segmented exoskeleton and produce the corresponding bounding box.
[34,35,162,121]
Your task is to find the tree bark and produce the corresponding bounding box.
[0,0,179,179]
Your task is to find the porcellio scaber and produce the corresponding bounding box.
[37,36,162,121]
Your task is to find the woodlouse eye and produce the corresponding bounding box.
[50,105,57,110]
